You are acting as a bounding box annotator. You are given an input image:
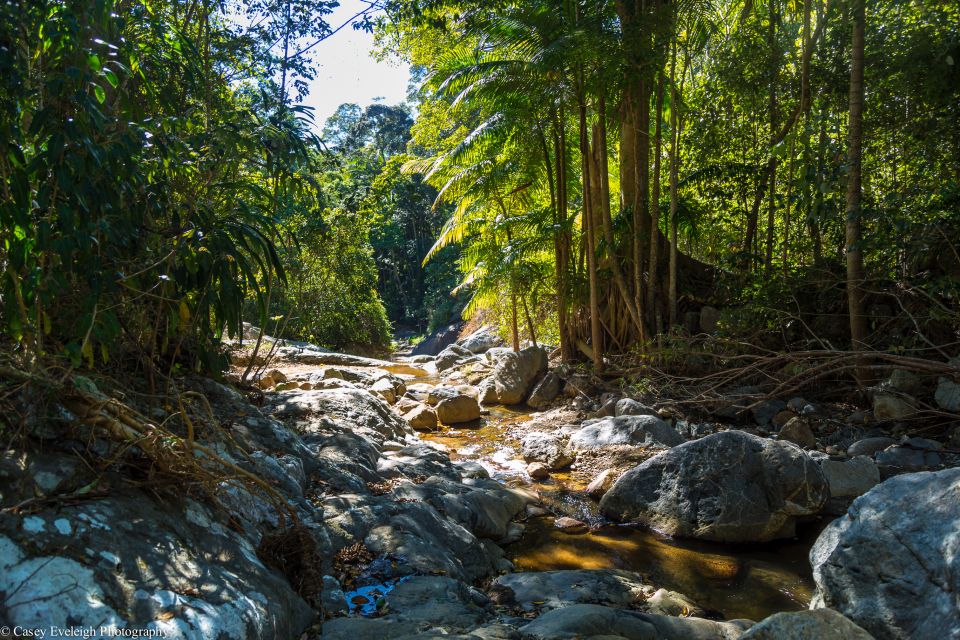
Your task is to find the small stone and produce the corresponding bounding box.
[772,410,797,428]
[586,469,617,499]
[787,397,808,412]
[527,462,550,481]
[257,375,275,389]
[935,378,960,412]
[525,505,550,518]
[847,437,897,457]
[873,393,915,420]
[436,394,481,424]
[266,369,287,384]
[405,404,438,431]
[779,417,817,449]
[554,517,588,534]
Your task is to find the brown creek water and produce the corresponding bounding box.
[416,401,823,622]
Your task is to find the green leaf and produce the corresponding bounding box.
[93,84,106,104]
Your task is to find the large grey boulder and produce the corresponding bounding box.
[436,394,482,424]
[600,430,828,542]
[519,604,752,640]
[0,495,314,640]
[459,326,503,354]
[479,346,548,405]
[492,569,650,612]
[817,456,880,515]
[527,372,562,409]
[570,415,683,450]
[521,432,572,470]
[810,468,960,640]
[741,609,874,639]
[615,398,659,417]
[322,576,490,640]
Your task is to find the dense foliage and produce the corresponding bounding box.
[379,0,960,365]
[0,0,406,369]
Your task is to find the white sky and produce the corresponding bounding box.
[302,0,411,129]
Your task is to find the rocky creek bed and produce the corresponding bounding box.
[1,325,958,639]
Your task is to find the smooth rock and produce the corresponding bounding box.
[847,437,897,458]
[436,395,482,424]
[554,517,588,534]
[935,377,960,412]
[741,609,874,639]
[817,456,880,515]
[527,372,562,409]
[570,415,682,450]
[872,393,915,420]
[699,306,721,333]
[405,404,438,431]
[521,432,573,470]
[751,400,787,427]
[810,468,960,639]
[875,445,941,475]
[778,417,817,448]
[600,430,828,542]
[459,326,503,354]
[586,469,617,499]
[491,570,649,612]
[526,462,550,480]
[480,347,548,405]
[615,398,658,417]
[519,604,752,640]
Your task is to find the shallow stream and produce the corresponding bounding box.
[417,402,822,622]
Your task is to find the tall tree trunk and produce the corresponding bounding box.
[764,0,779,274]
[845,0,868,352]
[578,94,603,372]
[668,38,681,327]
[510,291,520,352]
[552,111,572,361]
[648,72,665,331]
[594,97,645,337]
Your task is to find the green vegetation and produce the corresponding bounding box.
[1,0,957,376]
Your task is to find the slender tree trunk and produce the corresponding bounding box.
[594,97,645,337]
[845,0,868,351]
[521,295,538,347]
[648,72,665,331]
[510,291,520,351]
[783,135,795,275]
[764,0,779,274]
[668,39,680,327]
[578,94,603,372]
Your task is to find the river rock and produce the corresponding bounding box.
[700,306,721,333]
[436,394,481,424]
[0,495,314,640]
[322,576,491,640]
[405,404,438,431]
[554,517,588,534]
[570,415,682,450]
[751,399,787,427]
[615,398,658,417]
[521,432,573,470]
[527,372,562,409]
[935,377,960,411]
[810,468,960,639]
[778,417,816,448]
[519,604,752,640]
[846,437,897,457]
[436,345,471,373]
[741,609,874,639]
[459,326,503,354]
[526,462,550,480]
[491,570,650,612]
[600,430,828,542]
[872,393,914,420]
[875,444,941,476]
[479,346,548,405]
[586,469,617,499]
[817,456,880,514]
[645,589,704,617]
